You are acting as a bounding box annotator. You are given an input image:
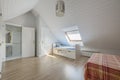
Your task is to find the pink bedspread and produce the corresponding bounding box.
[84,53,120,80]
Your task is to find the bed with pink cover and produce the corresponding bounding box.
[84,53,120,80]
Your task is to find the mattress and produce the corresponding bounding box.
[55,46,75,50]
[84,53,120,80]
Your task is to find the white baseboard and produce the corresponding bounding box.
[0,73,1,79]
[38,54,46,57]
[81,47,120,55]
[6,56,21,61]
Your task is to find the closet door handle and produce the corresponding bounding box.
[0,43,1,46]
[68,51,71,52]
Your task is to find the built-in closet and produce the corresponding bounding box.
[6,24,22,60]
[3,23,35,61]
[0,23,35,72]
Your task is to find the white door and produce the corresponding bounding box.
[0,25,2,72]
[0,24,5,72]
[22,27,35,58]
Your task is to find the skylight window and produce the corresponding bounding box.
[65,30,82,42]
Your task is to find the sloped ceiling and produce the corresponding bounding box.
[1,0,39,21]
[33,0,120,50]
[1,0,120,50]
[0,0,2,15]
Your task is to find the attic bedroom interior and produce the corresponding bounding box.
[0,0,120,80]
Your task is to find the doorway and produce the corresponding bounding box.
[6,24,22,60]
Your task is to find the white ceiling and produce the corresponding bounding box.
[1,0,39,21]
[0,0,2,14]
[1,0,120,50]
[33,0,120,50]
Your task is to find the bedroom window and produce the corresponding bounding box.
[65,30,82,42]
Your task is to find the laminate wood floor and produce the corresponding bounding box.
[1,55,88,80]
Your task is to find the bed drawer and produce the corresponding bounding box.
[82,52,93,57]
[53,48,76,59]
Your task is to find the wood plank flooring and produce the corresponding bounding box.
[1,55,88,80]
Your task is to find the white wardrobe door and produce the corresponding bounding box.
[0,24,5,72]
[0,26,2,72]
[22,27,35,58]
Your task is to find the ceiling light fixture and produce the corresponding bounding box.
[56,0,65,17]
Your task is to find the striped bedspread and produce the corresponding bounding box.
[84,53,120,80]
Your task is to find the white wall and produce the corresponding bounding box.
[33,0,120,55]
[36,16,57,56]
[1,0,39,21]
[40,18,57,56]
[6,11,36,28]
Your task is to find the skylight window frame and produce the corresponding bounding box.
[65,30,82,42]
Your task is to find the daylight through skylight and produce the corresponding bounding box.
[65,30,82,42]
